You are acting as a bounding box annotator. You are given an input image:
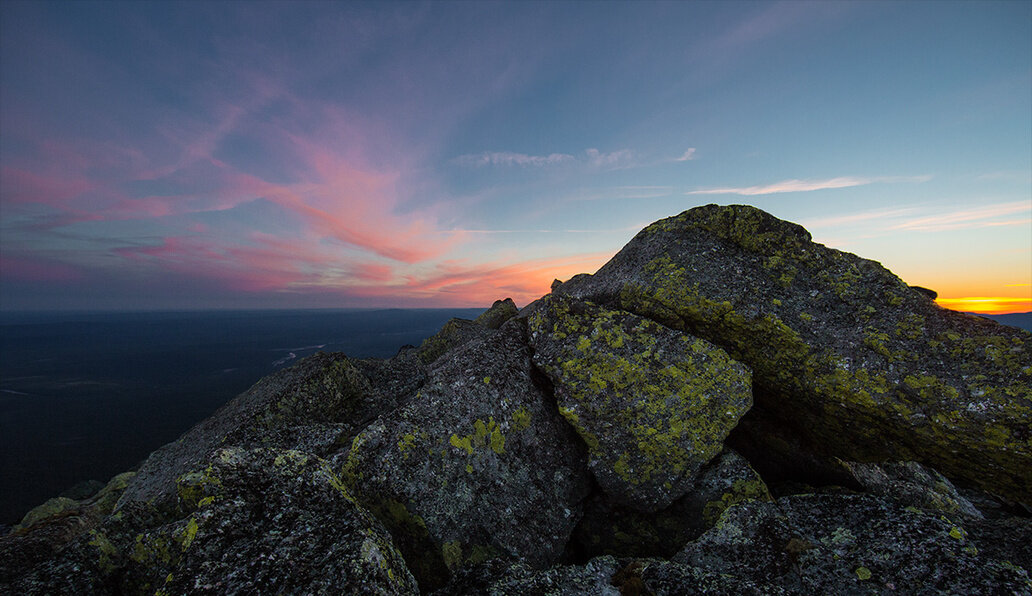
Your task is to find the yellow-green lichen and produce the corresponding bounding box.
[15,497,79,530]
[449,434,473,455]
[559,405,601,452]
[701,477,773,526]
[896,314,925,340]
[856,566,872,580]
[532,293,751,492]
[178,517,200,550]
[88,530,119,575]
[176,465,223,511]
[613,253,1032,503]
[131,532,174,566]
[512,407,532,431]
[442,540,463,569]
[384,498,428,534]
[398,431,420,460]
[449,417,506,456]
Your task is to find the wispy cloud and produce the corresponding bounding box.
[673,148,696,162]
[800,207,922,230]
[976,170,1032,183]
[565,186,674,202]
[890,201,1031,232]
[453,148,636,170]
[452,151,575,167]
[585,148,634,168]
[687,175,931,196]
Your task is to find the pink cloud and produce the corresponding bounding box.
[1,167,97,207]
[394,252,615,306]
[351,263,396,283]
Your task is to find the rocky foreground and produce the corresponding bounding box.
[2,204,1030,595]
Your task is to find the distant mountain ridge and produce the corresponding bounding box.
[981,311,1032,332]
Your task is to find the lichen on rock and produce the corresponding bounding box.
[528,294,752,512]
[5,204,1030,595]
[341,321,590,590]
[653,493,1031,594]
[558,203,1032,504]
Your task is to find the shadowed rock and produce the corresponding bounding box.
[117,352,382,513]
[558,204,1032,504]
[842,460,983,519]
[646,494,1031,594]
[572,449,771,559]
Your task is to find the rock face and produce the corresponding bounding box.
[132,447,417,595]
[642,494,1032,595]
[342,322,590,590]
[653,494,1031,594]
[528,295,751,512]
[558,204,1032,503]
[5,204,1031,595]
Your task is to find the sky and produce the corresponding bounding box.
[1,1,1029,314]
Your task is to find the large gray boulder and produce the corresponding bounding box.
[528,295,752,512]
[6,448,417,595]
[558,204,1032,504]
[340,321,590,590]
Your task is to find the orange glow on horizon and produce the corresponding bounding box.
[935,296,1032,315]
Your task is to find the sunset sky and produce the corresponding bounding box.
[2,1,1029,313]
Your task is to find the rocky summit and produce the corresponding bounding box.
[3,204,1030,595]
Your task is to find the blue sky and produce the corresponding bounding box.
[1,1,1030,312]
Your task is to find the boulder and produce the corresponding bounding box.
[842,460,983,519]
[341,321,590,590]
[572,449,771,559]
[416,318,495,365]
[7,205,1030,594]
[354,345,429,407]
[7,448,419,594]
[558,204,1032,504]
[124,447,416,595]
[528,295,751,512]
[416,299,518,366]
[646,493,1031,594]
[0,471,134,587]
[473,298,519,329]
